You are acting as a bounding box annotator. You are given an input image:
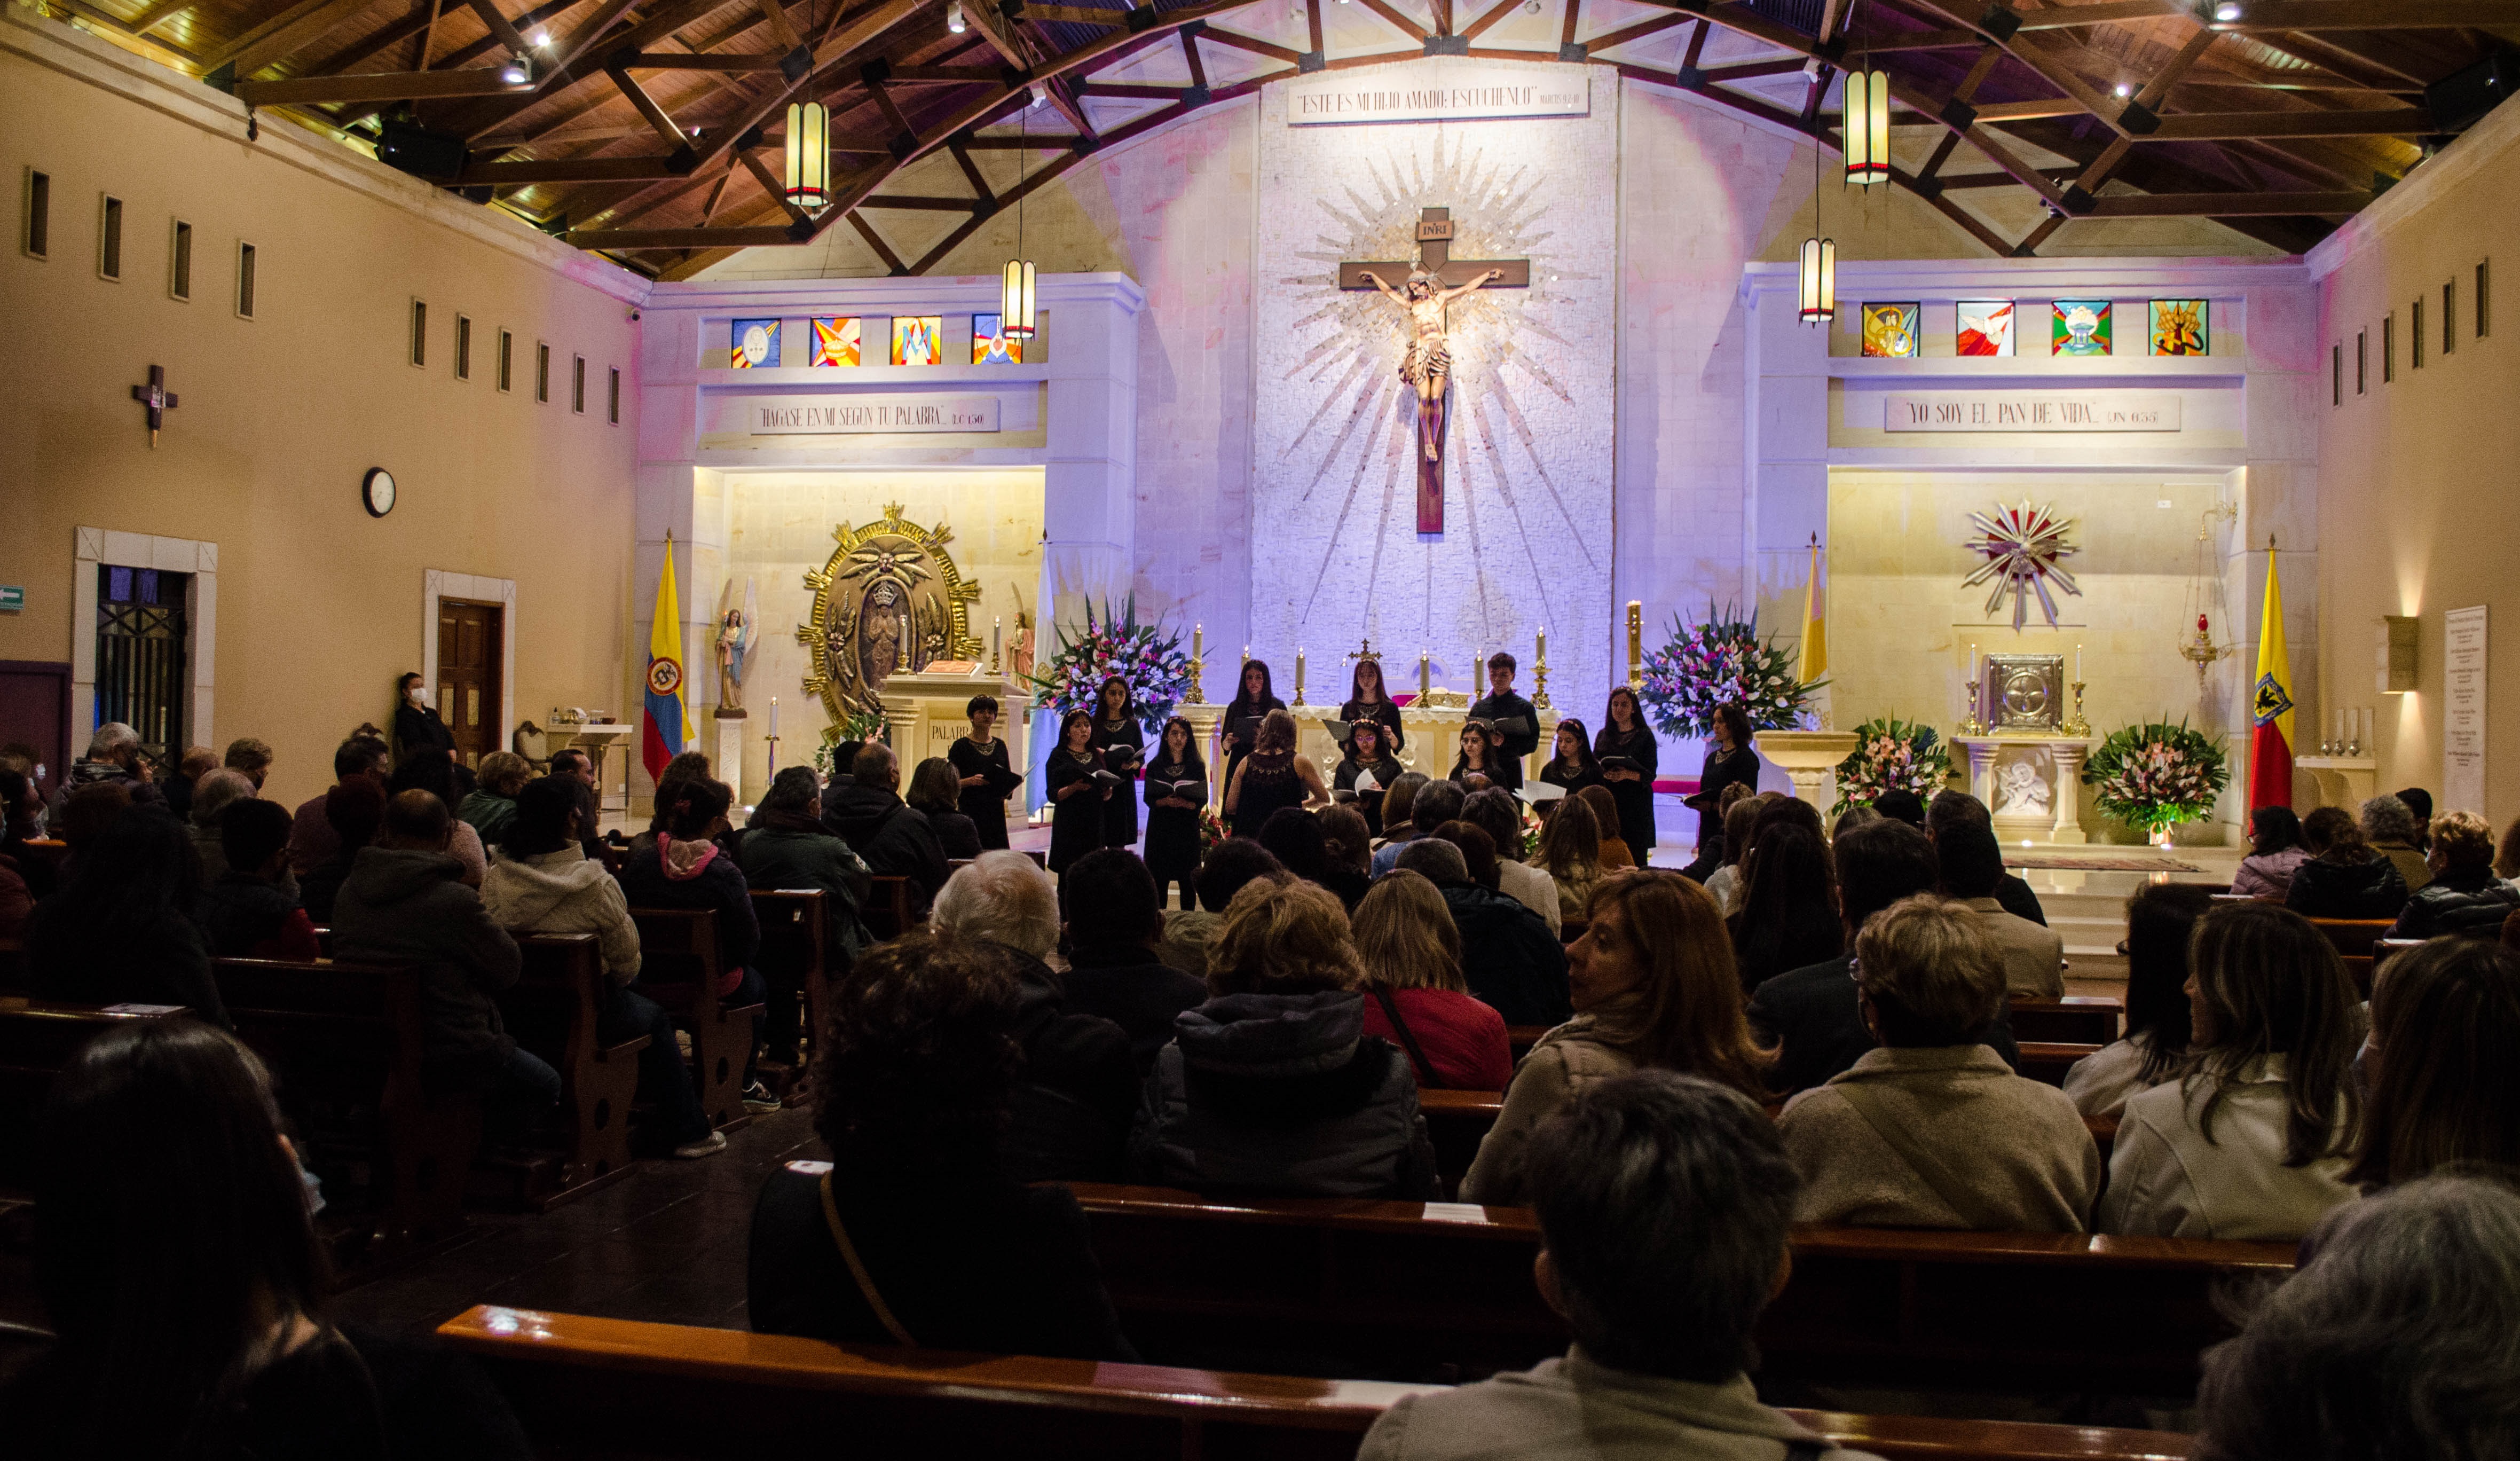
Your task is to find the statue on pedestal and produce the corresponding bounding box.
[714,576,758,712]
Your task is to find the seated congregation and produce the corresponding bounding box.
[4,722,2519,1461]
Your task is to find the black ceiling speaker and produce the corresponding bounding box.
[2426,49,2519,135]
[376,119,469,183]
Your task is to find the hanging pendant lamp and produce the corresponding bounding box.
[1001,89,1038,339]
[784,100,829,211]
[1799,117,1835,327]
[1841,66,1889,187]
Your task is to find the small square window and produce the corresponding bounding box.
[411,299,428,367]
[99,195,123,280]
[608,366,621,425]
[23,169,48,258]
[235,242,257,318]
[170,220,193,300]
[455,315,472,380]
[536,342,550,403]
[497,329,514,392]
[572,354,586,414]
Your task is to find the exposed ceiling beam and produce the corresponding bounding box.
[235,66,532,103]
[2082,189,2375,214]
[2146,106,2434,137]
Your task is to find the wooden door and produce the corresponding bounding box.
[0,660,73,802]
[438,601,502,769]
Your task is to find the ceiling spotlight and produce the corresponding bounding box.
[2212,1,2241,17]
[500,52,532,84]
[947,0,966,32]
[529,27,551,48]
[2113,82,2131,97]
[1029,82,1048,108]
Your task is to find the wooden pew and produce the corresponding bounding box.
[1064,1184,2290,1393]
[2018,1041,2101,1089]
[0,999,190,1193]
[752,888,831,1083]
[1506,1024,1549,1063]
[502,934,648,1208]
[626,909,762,1133]
[436,1305,2195,1461]
[2010,996,2122,1046]
[1418,1088,1502,1191]
[863,875,916,941]
[2309,917,2394,958]
[212,957,480,1262]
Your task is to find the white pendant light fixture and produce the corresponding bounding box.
[784,100,829,211]
[1001,88,1037,339]
[1841,64,1888,187]
[1799,124,1834,326]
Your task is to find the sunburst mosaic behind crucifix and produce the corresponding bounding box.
[1253,65,1617,700]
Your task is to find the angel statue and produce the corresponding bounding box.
[1357,264,1506,465]
[714,576,759,711]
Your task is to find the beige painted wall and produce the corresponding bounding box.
[0,17,644,810]
[2311,94,2520,824]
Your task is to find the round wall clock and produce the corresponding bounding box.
[362,467,397,517]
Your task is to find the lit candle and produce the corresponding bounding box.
[1970,642,1979,681]
[1193,622,1203,661]
[1419,650,1431,700]
[1296,646,1306,694]
[2075,643,2082,681]
[991,615,1003,665]
[1537,625,1547,660]
[769,696,779,739]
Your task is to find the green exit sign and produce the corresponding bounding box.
[0,586,22,613]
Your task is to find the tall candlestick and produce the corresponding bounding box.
[768,696,779,739]
[991,616,1003,672]
[1537,625,1547,659]
[1626,600,1644,690]
[1193,623,1203,661]
[1295,646,1306,705]
[2075,643,2082,681]
[1418,650,1431,702]
[1970,642,1979,681]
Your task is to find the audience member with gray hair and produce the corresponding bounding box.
[931,852,1135,1181]
[186,768,263,889]
[1778,895,2098,1231]
[1361,1071,1879,1461]
[819,742,949,910]
[2360,793,2434,894]
[48,720,162,823]
[2194,1174,2520,1461]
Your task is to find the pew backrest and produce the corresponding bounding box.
[436,1305,2197,1461]
[751,888,830,1033]
[864,876,916,941]
[2309,917,2395,957]
[2010,996,2122,1046]
[0,1000,190,1191]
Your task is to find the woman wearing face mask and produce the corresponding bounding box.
[390,672,455,765]
[1459,869,1771,1205]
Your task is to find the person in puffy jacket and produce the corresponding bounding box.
[193,797,320,962]
[1132,874,1439,1200]
[486,777,722,1159]
[2389,810,2520,941]
[819,743,948,912]
[616,777,770,1116]
[332,790,555,1133]
[2286,806,2409,922]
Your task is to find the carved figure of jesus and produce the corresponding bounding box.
[1357,266,1505,464]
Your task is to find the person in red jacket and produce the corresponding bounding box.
[1351,869,1513,1091]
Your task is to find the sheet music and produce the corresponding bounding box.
[1521,781,1567,803]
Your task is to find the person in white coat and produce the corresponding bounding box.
[2096,902,2361,1242]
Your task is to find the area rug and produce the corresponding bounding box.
[2005,852,2204,873]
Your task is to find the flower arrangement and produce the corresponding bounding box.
[1636,602,1819,740]
[1831,717,1952,814]
[1519,799,1544,862]
[1198,803,1227,858]
[2081,719,2230,840]
[1026,594,1196,737]
[812,706,889,777]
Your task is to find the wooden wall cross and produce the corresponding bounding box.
[1341,208,1529,534]
[130,365,179,448]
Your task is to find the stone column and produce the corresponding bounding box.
[2049,741,2092,845]
[1962,738,2001,809]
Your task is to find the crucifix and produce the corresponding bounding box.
[1341,207,1529,534]
[129,365,179,448]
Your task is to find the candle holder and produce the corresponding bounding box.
[765,732,781,777]
[1532,643,1553,711]
[1625,600,1644,691]
[1418,653,1432,703]
[1184,652,1204,705]
[1292,650,1308,707]
[1959,681,1987,737]
[2060,681,2090,737]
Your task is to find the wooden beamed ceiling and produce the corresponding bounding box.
[37,0,2520,273]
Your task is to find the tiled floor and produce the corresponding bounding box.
[331,1107,825,1338]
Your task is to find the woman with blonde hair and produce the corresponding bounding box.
[1461,869,1773,1204]
[1537,791,1605,924]
[1352,869,1513,1090]
[1130,874,1438,1198]
[1223,708,1327,837]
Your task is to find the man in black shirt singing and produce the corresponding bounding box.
[1468,651,1540,788]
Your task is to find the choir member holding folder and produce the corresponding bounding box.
[1595,686,1660,860]
[1467,652,1540,781]
[1045,710,1114,875]
[1142,717,1207,911]
[1090,675,1146,851]
[1450,720,1518,792]
[1681,703,1760,859]
[1338,658,1407,755]
[1332,719,1405,838]
[1215,660,1285,808]
[1539,719,1603,799]
[950,694,1023,851]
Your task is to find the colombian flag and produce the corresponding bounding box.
[2249,538,2294,809]
[642,534,692,781]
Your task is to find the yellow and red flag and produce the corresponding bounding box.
[2249,540,2294,808]
[642,534,692,781]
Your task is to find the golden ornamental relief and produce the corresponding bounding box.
[796,505,985,722]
